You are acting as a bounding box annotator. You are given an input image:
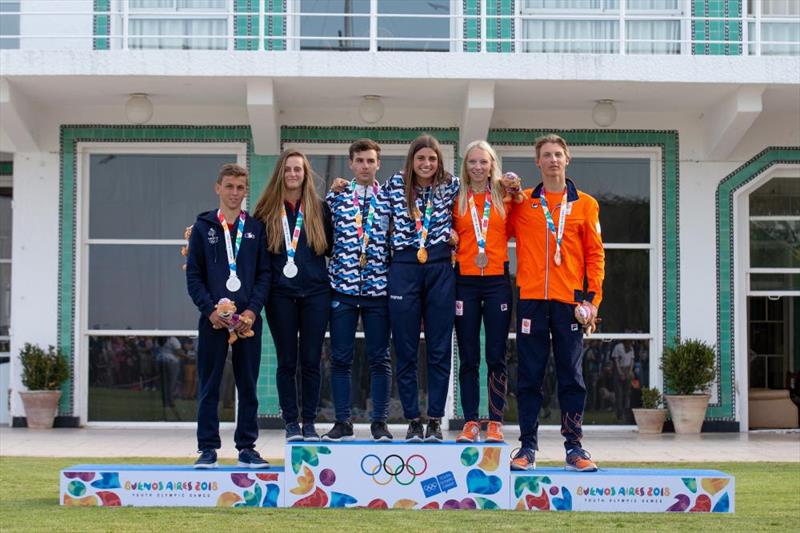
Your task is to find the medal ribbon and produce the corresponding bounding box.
[352,180,379,260]
[281,202,304,265]
[467,185,492,258]
[539,189,568,262]
[414,188,434,250]
[217,209,246,278]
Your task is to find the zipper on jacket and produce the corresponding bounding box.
[544,216,549,300]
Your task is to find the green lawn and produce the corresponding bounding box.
[2,457,798,531]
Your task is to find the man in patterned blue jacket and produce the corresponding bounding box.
[322,139,393,442]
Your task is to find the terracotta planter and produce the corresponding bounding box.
[665,394,710,434]
[632,408,667,434]
[19,390,61,429]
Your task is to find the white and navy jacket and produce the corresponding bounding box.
[326,181,390,298]
[377,172,460,263]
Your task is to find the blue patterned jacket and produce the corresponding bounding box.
[377,172,460,262]
[326,181,390,297]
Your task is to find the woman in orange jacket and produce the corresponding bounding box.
[452,140,513,443]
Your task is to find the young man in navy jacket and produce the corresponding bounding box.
[186,163,271,468]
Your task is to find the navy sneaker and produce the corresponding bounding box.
[194,449,218,469]
[238,448,270,469]
[424,418,443,443]
[302,422,321,442]
[285,422,303,442]
[322,420,354,442]
[370,421,393,442]
[405,419,424,443]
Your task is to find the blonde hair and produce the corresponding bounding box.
[253,150,328,256]
[457,140,506,218]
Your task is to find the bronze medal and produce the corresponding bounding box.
[554,249,562,266]
[417,247,428,264]
[475,252,489,269]
[359,253,367,267]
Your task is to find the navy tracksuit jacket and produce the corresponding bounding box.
[186,209,271,451]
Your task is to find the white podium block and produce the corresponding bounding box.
[510,468,734,513]
[284,441,510,509]
[60,465,285,508]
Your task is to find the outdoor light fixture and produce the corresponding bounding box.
[125,93,153,124]
[358,95,384,124]
[592,99,617,128]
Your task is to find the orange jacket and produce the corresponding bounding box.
[509,179,605,307]
[452,192,511,276]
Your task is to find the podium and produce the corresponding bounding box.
[60,442,734,512]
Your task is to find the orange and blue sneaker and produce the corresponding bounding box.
[485,421,505,442]
[511,448,536,471]
[565,448,597,472]
[456,421,481,442]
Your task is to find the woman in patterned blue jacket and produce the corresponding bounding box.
[379,134,459,443]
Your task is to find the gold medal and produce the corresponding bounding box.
[417,247,428,264]
[554,249,562,266]
[359,253,367,267]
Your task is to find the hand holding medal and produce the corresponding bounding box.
[574,301,600,335]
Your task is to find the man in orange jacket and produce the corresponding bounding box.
[503,134,604,472]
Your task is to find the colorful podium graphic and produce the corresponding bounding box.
[60,445,734,513]
[284,441,509,509]
[60,465,284,508]
[511,468,734,513]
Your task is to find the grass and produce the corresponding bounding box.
[2,457,798,532]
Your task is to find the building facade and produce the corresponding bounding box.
[1,0,798,431]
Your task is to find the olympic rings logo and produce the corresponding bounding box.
[360,454,428,486]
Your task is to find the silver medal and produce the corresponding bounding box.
[226,275,241,292]
[475,252,489,269]
[283,262,298,278]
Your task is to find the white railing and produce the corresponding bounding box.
[0,1,797,55]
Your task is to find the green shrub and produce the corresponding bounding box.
[640,387,663,409]
[19,343,69,391]
[660,338,715,395]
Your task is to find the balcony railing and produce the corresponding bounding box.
[0,1,797,56]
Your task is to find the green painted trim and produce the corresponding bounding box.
[692,0,742,56]
[58,125,275,418]
[266,0,287,51]
[0,161,12,176]
[235,0,257,51]
[93,0,110,51]
[488,129,680,356]
[715,147,800,420]
[463,0,480,53]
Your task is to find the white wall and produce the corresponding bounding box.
[8,152,60,418]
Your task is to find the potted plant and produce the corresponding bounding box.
[18,343,69,429]
[660,338,715,434]
[632,387,667,434]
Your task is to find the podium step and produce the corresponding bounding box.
[60,444,734,512]
[284,441,510,510]
[60,464,286,507]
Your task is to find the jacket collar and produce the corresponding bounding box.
[532,178,580,203]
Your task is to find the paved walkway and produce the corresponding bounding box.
[2,426,798,463]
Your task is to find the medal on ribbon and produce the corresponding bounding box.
[281,202,304,279]
[217,210,246,292]
[414,188,434,264]
[468,185,492,274]
[540,189,569,266]
[352,180,379,269]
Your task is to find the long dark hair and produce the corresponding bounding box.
[402,134,452,218]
